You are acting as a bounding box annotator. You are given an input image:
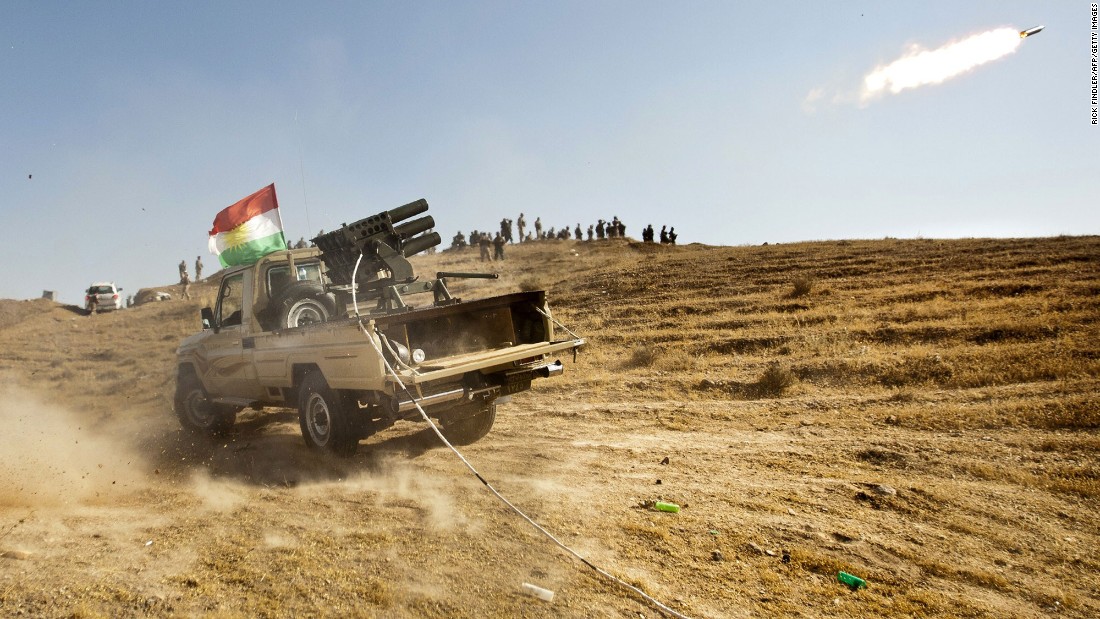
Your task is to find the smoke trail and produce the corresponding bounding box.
[861,27,1022,105]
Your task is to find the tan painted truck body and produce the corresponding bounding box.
[175,247,583,454]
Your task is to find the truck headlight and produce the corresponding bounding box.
[412,348,426,364]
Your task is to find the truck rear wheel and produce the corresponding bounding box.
[298,372,359,457]
[174,374,236,436]
[439,403,496,445]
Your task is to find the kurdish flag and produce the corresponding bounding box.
[208,184,288,268]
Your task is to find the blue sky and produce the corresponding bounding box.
[2,2,1095,302]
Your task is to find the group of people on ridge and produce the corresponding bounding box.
[449,212,680,251]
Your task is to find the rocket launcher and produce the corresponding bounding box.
[311,199,447,312]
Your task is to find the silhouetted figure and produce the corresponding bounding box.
[660,225,669,244]
[587,225,594,241]
[493,233,506,260]
[517,213,526,241]
[574,224,582,240]
[668,227,678,245]
[534,217,543,240]
[479,233,492,261]
[195,256,204,280]
[451,231,467,249]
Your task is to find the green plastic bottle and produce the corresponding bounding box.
[654,501,680,513]
[837,571,867,589]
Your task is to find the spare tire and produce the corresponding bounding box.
[271,281,337,330]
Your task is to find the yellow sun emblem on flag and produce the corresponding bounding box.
[223,221,252,249]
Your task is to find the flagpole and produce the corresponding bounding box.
[270,183,289,249]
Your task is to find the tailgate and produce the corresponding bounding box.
[394,338,584,385]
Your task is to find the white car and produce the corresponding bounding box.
[85,282,124,313]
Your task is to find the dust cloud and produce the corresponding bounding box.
[297,456,470,532]
[0,383,147,507]
[188,470,248,512]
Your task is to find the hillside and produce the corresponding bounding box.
[0,236,1097,618]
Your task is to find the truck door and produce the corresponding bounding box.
[199,272,264,401]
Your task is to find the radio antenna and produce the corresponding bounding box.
[295,109,313,239]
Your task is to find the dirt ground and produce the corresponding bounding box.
[0,236,1097,618]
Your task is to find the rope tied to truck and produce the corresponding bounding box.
[350,250,695,619]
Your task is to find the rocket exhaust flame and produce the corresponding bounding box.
[861,27,1023,104]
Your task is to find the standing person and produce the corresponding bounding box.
[478,233,492,262]
[574,224,582,240]
[660,225,669,244]
[86,289,98,316]
[195,256,203,281]
[596,220,605,239]
[668,227,678,244]
[180,271,192,300]
[534,217,543,240]
[493,232,506,260]
[178,259,187,280]
[587,225,594,241]
[517,213,526,241]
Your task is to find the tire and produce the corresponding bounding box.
[174,373,236,435]
[272,282,336,330]
[439,403,496,446]
[298,372,359,457]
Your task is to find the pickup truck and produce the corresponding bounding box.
[175,201,584,456]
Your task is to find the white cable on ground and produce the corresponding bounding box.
[365,331,694,619]
[349,251,695,618]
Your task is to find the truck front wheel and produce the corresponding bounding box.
[298,372,359,457]
[174,374,236,435]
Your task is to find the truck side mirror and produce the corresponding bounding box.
[201,307,214,330]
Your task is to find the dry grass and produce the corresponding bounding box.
[1,235,1098,618]
[788,276,814,298]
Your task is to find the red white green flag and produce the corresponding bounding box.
[208,184,288,268]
